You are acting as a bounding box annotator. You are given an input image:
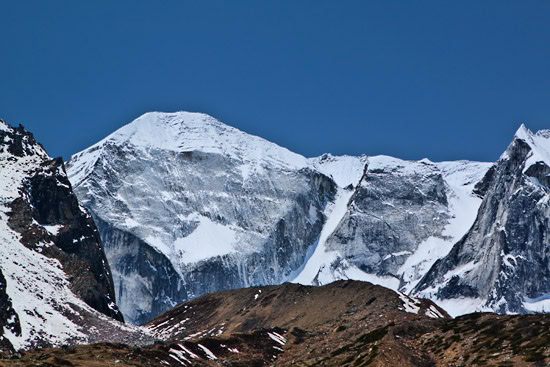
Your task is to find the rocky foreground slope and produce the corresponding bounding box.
[0,120,153,351]
[4,281,550,366]
[66,111,492,323]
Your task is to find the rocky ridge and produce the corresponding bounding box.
[414,125,550,316]
[0,120,153,351]
[5,281,550,366]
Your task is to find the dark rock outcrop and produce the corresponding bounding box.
[0,119,148,351]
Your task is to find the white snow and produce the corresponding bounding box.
[169,349,191,365]
[0,213,88,349]
[383,251,412,261]
[0,122,151,349]
[43,224,64,236]
[523,294,550,313]
[64,110,498,319]
[291,188,400,289]
[292,187,355,284]
[0,121,11,132]
[174,215,238,263]
[398,292,421,314]
[68,112,309,189]
[399,160,490,293]
[309,154,367,188]
[179,344,199,359]
[430,298,490,318]
[267,332,287,346]
[339,264,401,291]
[0,125,90,349]
[295,155,490,297]
[425,305,445,319]
[198,344,217,360]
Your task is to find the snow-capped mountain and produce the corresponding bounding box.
[0,121,152,351]
[414,125,550,316]
[67,111,494,323]
[66,112,337,324]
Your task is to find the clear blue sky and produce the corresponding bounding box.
[1,1,550,162]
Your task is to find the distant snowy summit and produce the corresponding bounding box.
[66,111,548,323]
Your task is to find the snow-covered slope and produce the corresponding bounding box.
[67,112,336,324]
[69,112,308,188]
[414,125,550,316]
[308,153,368,188]
[0,120,153,351]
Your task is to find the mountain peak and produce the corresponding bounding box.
[68,111,309,188]
[107,111,223,150]
[513,123,532,142]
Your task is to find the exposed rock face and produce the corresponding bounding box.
[1,124,122,322]
[66,112,337,324]
[323,158,450,281]
[93,216,187,325]
[0,268,20,352]
[295,156,491,294]
[414,125,550,315]
[0,120,153,351]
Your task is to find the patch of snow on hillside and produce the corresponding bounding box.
[267,332,287,346]
[398,292,421,314]
[198,344,217,360]
[174,216,238,263]
[43,224,64,236]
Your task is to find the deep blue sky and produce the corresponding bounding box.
[1,1,550,162]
